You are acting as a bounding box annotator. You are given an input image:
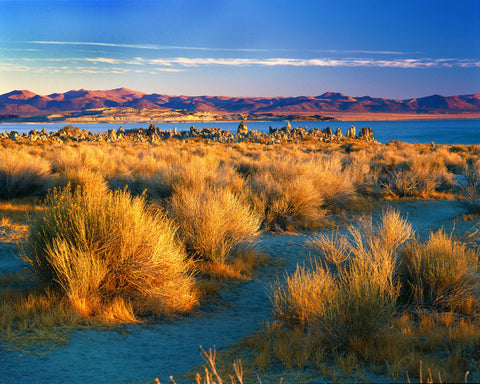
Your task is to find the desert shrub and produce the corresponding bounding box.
[272,209,412,346]
[169,186,261,264]
[342,150,380,196]
[54,168,108,194]
[247,161,327,231]
[310,155,357,210]
[270,265,338,328]
[399,230,480,313]
[47,144,107,174]
[456,161,480,213]
[148,162,244,200]
[379,156,452,198]
[442,147,467,173]
[22,186,198,320]
[248,172,325,231]
[0,149,51,199]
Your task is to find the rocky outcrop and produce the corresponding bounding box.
[346,125,356,138]
[237,121,248,134]
[358,127,374,141]
[0,123,375,144]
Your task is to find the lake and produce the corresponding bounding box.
[0,119,479,145]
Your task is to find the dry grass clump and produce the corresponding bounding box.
[399,230,480,313]
[377,154,453,198]
[257,209,480,380]
[457,161,480,213]
[246,161,329,231]
[169,186,261,265]
[53,168,108,195]
[311,155,358,211]
[22,185,198,321]
[272,209,412,346]
[0,277,88,350]
[136,160,245,200]
[0,148,51,199]
[248,171,325,231]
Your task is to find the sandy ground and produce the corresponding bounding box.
[0,199,476,383]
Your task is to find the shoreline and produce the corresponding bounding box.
[312,112,480,122]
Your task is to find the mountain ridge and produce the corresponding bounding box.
[1,89,480,120]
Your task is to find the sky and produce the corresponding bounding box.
[0,0,479,98]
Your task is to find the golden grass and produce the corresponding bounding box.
[0,148,51,199]
[169,186,261,264]
[22,185,198,320]
[0,140,477,228]
[399,230,480,314]
[1,138,480,378]
[253,210,480,381]
[0,272,89,351]
[159,347,248,384]
[457,160,480,213]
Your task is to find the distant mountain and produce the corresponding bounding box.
[1,88,479,118]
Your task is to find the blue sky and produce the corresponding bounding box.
[0,0,479,98]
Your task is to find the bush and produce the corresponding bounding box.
[457,161,480,213]
[270,264,338,328]
[247,162,326,231]
[22,186,198,321]
[169,186,260,264]
[54,168,108,194]
[399,230,480,313]
[271,209,412,345]
[0,149,51,199]
[379,157,451,198]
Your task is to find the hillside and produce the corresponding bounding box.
[1,88,479,122]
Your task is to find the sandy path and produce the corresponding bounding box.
[0,200,470,383]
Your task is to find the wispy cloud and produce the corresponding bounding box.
[85,57,121,64]
[28,40,268,52]
[309,49,408,55]
[146,57,480,68]
[0,47,40,52]
[26,41,415,56]
[2,56,479,74]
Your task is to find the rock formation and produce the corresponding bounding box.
[237,121,248,134]
[0,123,375,144]
[347,126,356,138]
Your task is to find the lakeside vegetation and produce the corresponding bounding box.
[1,130,480,382]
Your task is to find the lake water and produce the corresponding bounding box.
[0,119,479,145]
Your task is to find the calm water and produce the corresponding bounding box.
[1,119,479,145]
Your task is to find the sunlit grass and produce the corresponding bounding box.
[22,185,199,320]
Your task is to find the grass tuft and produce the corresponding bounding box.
[272,209,412,346]
[0,149,51,199]
[457,161,480,213]
[169,186,261,265]
[21,185,198,320]
[399,230,480,314]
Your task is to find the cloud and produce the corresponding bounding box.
[145,57,480,68]
[153,68,185,73]
[85,57,121,64]
[27,40,268,52]
[0,62,31,71]
[309,49,408,55]
[0,48,40,52]
[2,56,479,74]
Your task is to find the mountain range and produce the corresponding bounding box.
[1,88,480,121]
